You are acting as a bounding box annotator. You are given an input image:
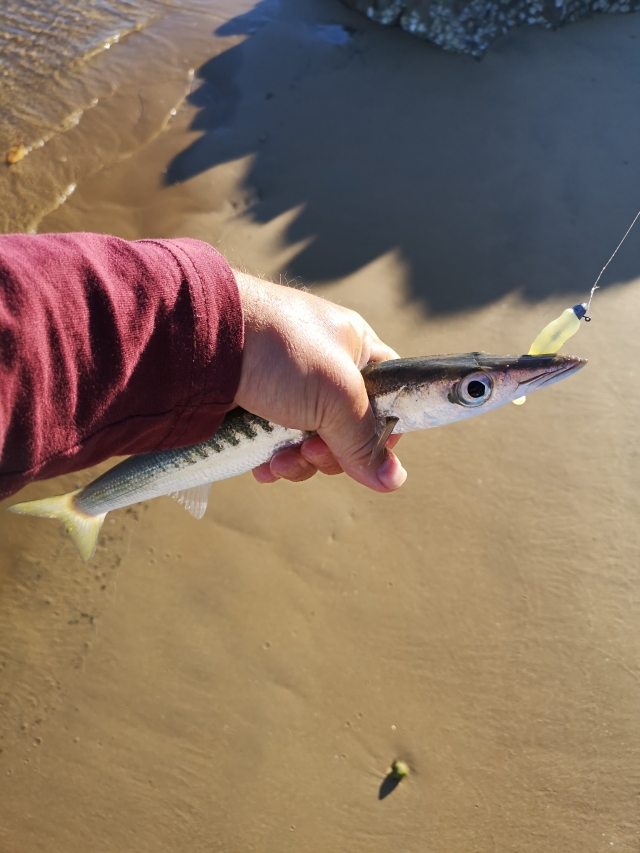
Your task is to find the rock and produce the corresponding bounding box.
[6,139,27,165]
[391,759,410,779]
[341,0,640,56]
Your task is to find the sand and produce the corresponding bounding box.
[2,1,640,850]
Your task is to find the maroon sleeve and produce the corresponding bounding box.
[0,232,244,499]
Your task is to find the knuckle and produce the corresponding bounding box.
[285,465,317,483]
[318,462,344,476]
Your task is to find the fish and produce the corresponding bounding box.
[8,352,586,561]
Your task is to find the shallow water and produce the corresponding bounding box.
[1,0,164,231]
[0,0,257,233]
[0,0,160,128]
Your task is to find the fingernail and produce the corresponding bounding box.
[377,455,407,490]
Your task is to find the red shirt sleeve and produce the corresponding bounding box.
[0,233,244,499]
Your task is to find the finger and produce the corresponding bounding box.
[317,359,407,493]
[376,450,406,491]
[387,433,402,450]
[253,462,279,484]
[300,435,344,476]
[358,324,400,369]
[301,433,400,471]
[269,447,317,483]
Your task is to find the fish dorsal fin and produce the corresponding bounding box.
[170,483,212,520]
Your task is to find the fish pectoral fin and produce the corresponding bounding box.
[170,483,212,520]
[369,417,399,465]
[8,490,106,562]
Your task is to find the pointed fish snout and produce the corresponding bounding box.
[516,353,587,392]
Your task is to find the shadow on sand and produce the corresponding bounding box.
[378,772,402,800]
[166,0,640,314]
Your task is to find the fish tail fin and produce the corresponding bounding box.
[8,490,106,562]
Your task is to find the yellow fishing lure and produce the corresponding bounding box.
[512,208,640,404]
[512,302,587,405]
[527,302,587,357]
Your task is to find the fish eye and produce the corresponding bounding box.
[453,372,493,407]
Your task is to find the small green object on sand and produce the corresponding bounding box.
[391,760,409,780]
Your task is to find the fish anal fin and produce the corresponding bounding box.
[170,483,212,520]
[8,490,106,562]
[370,417,399,465]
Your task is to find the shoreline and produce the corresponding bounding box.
[1,2,249,234]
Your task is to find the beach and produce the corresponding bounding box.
[2,1,640,850]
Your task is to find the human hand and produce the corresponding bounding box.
[233,271,406,493]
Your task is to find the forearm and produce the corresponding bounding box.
[0,233,243,498]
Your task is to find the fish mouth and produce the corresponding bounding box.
[513,354,588,392]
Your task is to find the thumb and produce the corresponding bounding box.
[316,362,407,493]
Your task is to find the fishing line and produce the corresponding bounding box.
[584,208,640,319]
[512,209,640,405]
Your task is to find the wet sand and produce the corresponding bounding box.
[3,1,640,850]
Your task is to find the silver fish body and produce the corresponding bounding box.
[75,413,308,518]
[8,352,586,560]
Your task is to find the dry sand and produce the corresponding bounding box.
[2,1,640,850]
